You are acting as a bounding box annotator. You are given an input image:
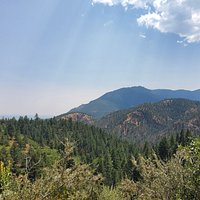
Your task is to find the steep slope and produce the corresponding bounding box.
[97,99,200,142]
[67,86,200,119]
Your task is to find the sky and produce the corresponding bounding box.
[1,0,200,117]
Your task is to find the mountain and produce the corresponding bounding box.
[67,86,200,119]
[97,99,200,143]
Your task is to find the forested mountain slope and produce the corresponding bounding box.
[0,117,139,185]
[0,115,193,186]
[0,116,198,199]
[67,86,200,118]
[97,99,200,142]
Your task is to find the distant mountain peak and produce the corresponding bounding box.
[64,86,200,119]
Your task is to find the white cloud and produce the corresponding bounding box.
[92,0,200,43]
[177,40,183,44]
[104,20,114,27]
[93,0,151,8]
[92,0,116,6]
[139,33,146,38]
[177,40,188,47]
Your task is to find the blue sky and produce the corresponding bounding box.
[1,0,200,116]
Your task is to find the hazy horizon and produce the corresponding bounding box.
[1,85,200,118]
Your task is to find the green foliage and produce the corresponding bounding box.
[0,116,199,199]
[0,116,195,186]
[155,130,193,160]
[117,179,138,199]
[2,142,102,200]
[0,161,11,193]
[0,135,199,199]
[118,138,200,200]
[179,138,200,199]
[0,117,138,185]
[158,136,169,160]
[98,186,123,200]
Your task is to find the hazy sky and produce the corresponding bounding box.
[1,0,200,116]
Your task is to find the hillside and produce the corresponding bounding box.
[0,117,139,185]
[0,117,199,199]
[67,86,200,119]
[97,99,200,142]
[57,112,94,125]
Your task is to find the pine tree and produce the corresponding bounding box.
[158,137,169,160]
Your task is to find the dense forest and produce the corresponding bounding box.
[0,116,199,199]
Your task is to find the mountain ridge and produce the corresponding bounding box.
[97,98,200,142]
[66,86,200,119]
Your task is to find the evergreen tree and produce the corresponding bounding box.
[158,137,169,160]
